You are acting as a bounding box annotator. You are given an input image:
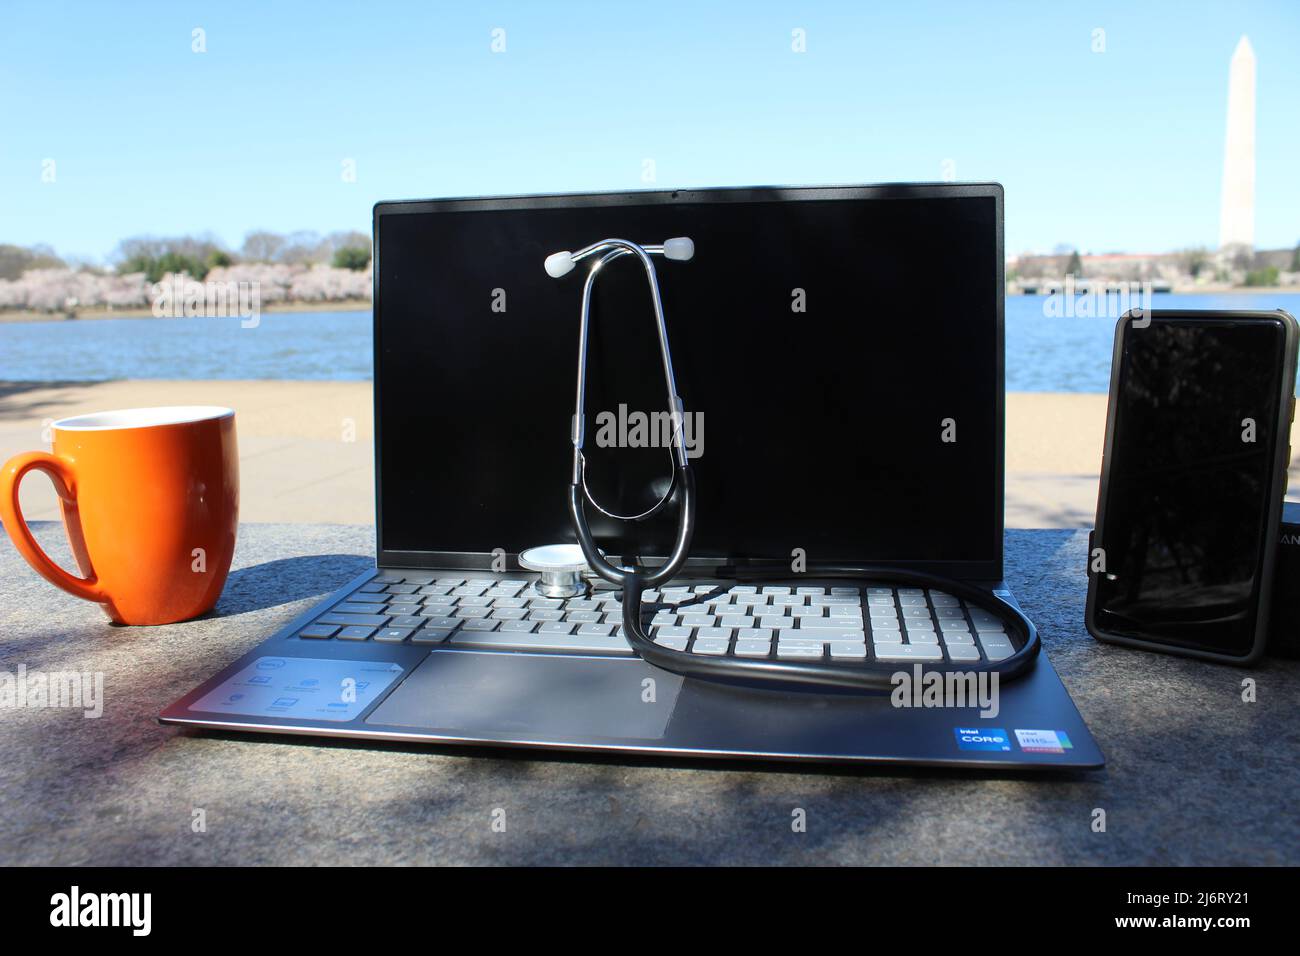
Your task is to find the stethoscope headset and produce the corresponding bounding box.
[532,237,1039,691]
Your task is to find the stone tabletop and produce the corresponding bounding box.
[1,522,1296,865]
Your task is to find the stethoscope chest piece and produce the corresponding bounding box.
[517,544,591,598]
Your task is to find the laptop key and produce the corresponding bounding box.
[298,624,338,639]
[777,643,824,660]
[388,604,422,617]
[946,644,981,662]
[386,584,420,594]
[799,617,863,632]
[734,638,771,658]
[654,634,688,651]
[461,619,500,632]
[499,620,539,634]
[389,615,426,628]
[873,643,943,661]
[653,625,692,640]
[538,621,576,635]
[691,637,730,655]
[335,602,388,615]
[375,628,413,643]
[577,623,614,636]
[337,626,375,640]
[528,609,564,621]
[318,613,390,628]
[420,615,461,629]
[979,637,1014,661]
[829,641,867,660]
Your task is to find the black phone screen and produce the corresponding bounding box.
[1092,314,1291,657]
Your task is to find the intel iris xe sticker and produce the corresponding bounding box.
[954,727,1011,751]
[1014,729,1074,754]
[190,657,404,722]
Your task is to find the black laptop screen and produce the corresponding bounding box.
[375,186,1002,573]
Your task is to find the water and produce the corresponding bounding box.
[2,294,1300,391]
[0,310,373,382]
[1005,292,1300,392]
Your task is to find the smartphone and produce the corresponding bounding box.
[1086,309,1298,664]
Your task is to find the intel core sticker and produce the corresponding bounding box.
[190,657,405,722]
[1014,729,1074,754]
[954,727,1011,751]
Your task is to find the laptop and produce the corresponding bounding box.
[162,183,1103,769]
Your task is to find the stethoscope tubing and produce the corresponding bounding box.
[553,236,1039,692]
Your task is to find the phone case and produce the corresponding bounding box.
[1085,308,1298,665]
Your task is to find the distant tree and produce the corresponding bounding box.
[0,243,66,280]
[113,235,225,282]
[1244,265,1280,288]
[1066,250,1083,277]
[332,245,371,271]
[241,230,286,262]
[278,230,330,265]
[1292,243,1300,273]
[206,249,233,269]
[1177,246,1210,278]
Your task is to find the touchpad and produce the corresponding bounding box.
[366,650,683,741]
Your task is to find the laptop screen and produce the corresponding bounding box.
[374,185,1003,577]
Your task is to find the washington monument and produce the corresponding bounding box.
[1219,35,1256,250]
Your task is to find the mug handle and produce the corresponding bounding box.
[0,451,106,603]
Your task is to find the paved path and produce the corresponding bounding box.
[1,522,1295,865]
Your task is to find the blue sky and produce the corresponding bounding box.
[2,0,1298,263]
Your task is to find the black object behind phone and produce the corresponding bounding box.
[1087,309,1298,665]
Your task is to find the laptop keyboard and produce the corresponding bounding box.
[294,573,1017,665]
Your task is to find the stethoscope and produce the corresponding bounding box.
[521,237,1040,691]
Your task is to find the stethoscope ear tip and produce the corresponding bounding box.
[663,237,694,261]
[544,251,575,278]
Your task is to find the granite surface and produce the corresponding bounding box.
[1,522,1296,866]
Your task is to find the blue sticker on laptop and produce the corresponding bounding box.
[953,727,1011,751]
[1014,729,1074,753]
[190,657,404,722]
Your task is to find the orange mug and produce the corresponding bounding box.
[0,406,239,625]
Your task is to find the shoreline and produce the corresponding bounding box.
[2,286,1296,326]
[4,380,1297,528]
[0,298,371,324]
